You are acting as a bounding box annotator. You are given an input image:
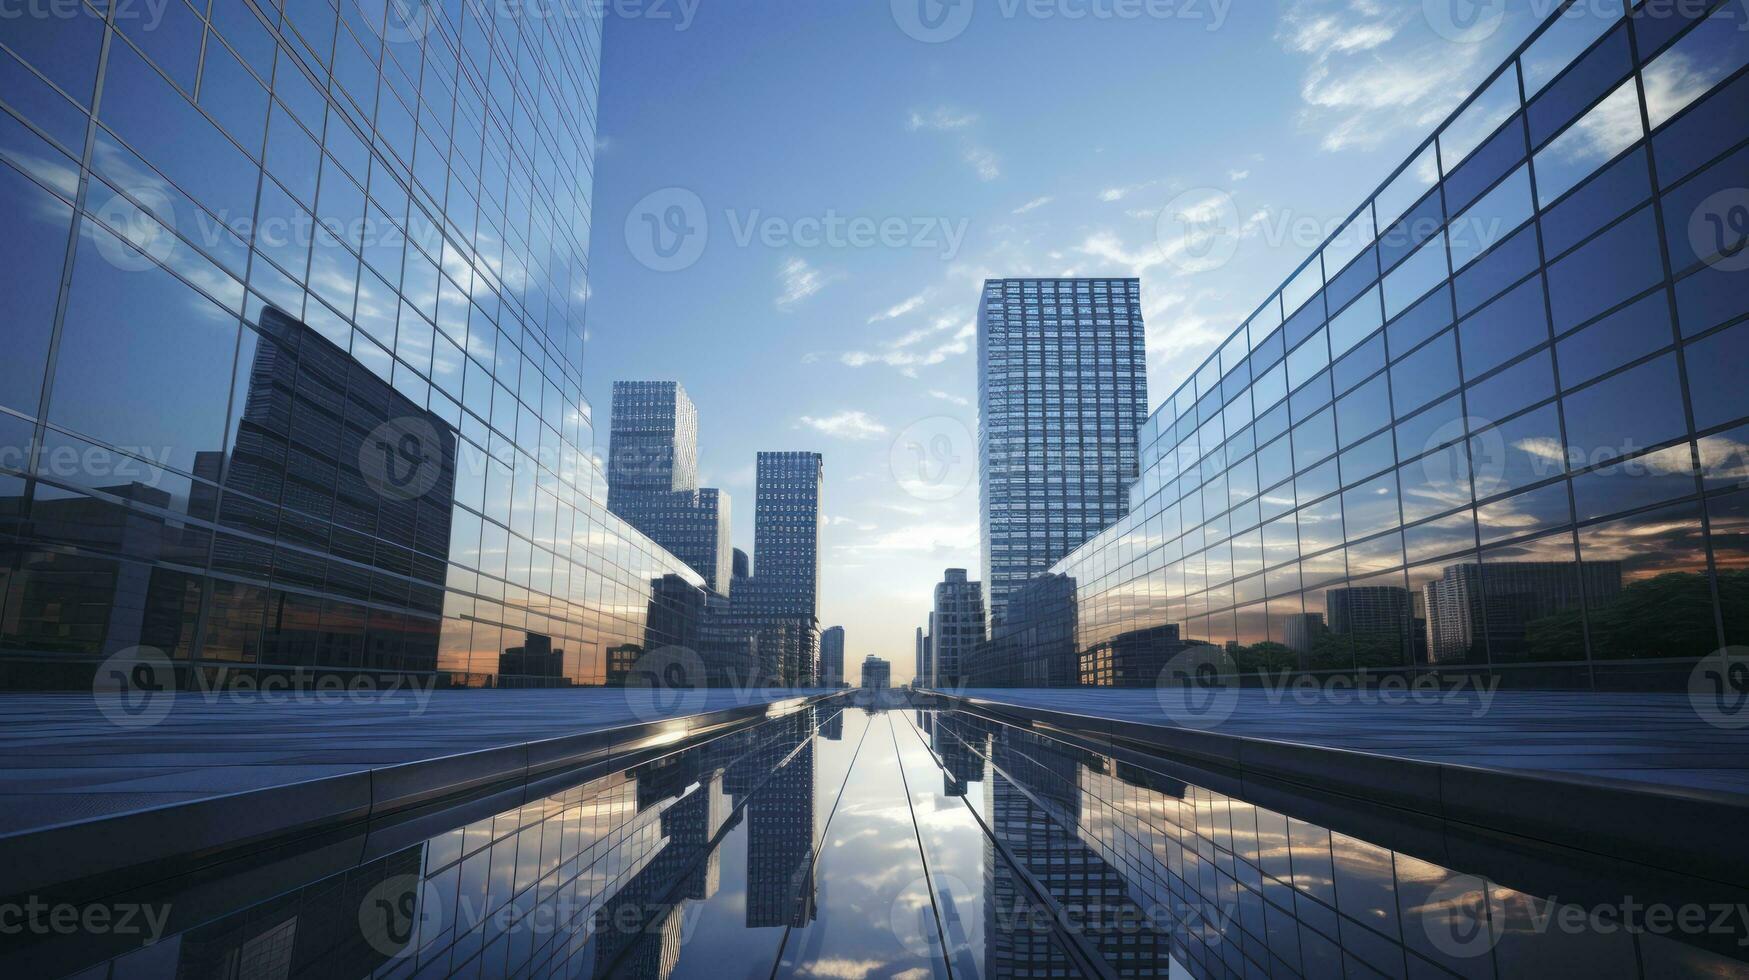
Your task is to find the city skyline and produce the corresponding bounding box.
[586,2,1572,682]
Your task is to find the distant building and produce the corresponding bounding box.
[728,452,824,685]
[860,655,892,690]
[820,626,845,687]
[1423,562,1622,664]
[930,569,986,688]
[915,627,930,689]
[608,382,734,595]
[978,278,1148,627]
[732,548,751,581]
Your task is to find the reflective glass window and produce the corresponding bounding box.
[1555,290,1672,389]
[1685,319,1749,430]
[1545,205,1663,332]
[1563,353,1689,467]
[1579,502,1715,659]
[0,160,75,415]
[1533,80,1644,205]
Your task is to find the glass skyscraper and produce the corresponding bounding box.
[607,380,733,594]
[973,0,1749,689]
[978,277,1149,629]
[0,0,705,687]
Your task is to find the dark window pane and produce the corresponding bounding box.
[1336,374,1391,448]
[1674,263,1749,338]
[1563,353,1688,466]
[1651,66,1749,187]
[1658,140,1749,277]
[1556,290,1673,389]
[1466,350,1555,425]
[1545,205,1664,332]
[1459,276,1549,379]
[1385,283,1454,358]
[1685,319,1749,430]
[1539,143,1651,257]
[1708,489,1749,648]
[1390,329,1460,415]
[1453,222,1539,316]
[0,160,75,416]
[1333,333,1386,395]
[0,1,104,104]
[1445,115,1529,215]
[49,223,242,473]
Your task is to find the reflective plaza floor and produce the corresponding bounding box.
[23,699,1749,980]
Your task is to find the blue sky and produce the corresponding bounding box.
[584,0,1554,681]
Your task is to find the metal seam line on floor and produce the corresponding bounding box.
[898,711,1120,980]
[768,708,875,979]
[885,713,956,979]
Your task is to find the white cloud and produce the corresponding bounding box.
[1228,169,1251,182]
[841,316,975,375]
[1278,0,1508,152]
[868,293,927,323]
[799,410,888,441]
[907,107,977,131]
[963,145,1001,181]
[1012,195,1053,215]
[929,390,971,406]
[1099,180,1159,202]
[776,256,829,309]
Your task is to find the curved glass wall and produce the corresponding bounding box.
[978,0,1749,687]
[0,0,704,688]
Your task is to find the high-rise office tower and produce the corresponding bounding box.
[978,278,1149,628]
[860,656,892,690]
[930,569,987,688]
[819,626,845,688]
[0,0,706,688]
[732,452,823,684]
[607,381,699,498]
[607,382,733,594]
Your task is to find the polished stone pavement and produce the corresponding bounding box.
[950,687,1749,795]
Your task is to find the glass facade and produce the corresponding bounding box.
[979,277,1150,628]
[929,567,986,687]
[606,381,732,595]
[975,0,1749,689]
[0,0,706,688]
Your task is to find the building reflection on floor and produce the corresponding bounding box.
[24,702,1749,980]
